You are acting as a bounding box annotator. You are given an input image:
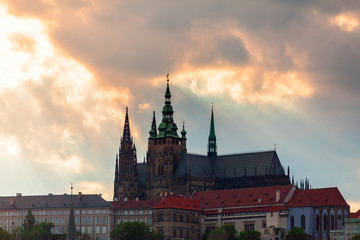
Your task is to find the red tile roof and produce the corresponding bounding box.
[351,209,360,219]
[203,205,287,215]
[152,196,201,211]
[109,198,161,209]
[286,187,349,208]
[193,185,294,209]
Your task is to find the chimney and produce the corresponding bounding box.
[16,193,22,197]
[276,190,280,202]
[10,198,15,206]
[78,192,82,199]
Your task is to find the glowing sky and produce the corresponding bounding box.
[0,0,360,210]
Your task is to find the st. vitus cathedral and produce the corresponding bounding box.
[113,76,290,201]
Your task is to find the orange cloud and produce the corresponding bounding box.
[330,12,360,32]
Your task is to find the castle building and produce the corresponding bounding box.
[113,75,290,201]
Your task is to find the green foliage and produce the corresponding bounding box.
[351,235,360,240]
[286,227,306,240]
[238,230,261,240]
[208,224,238,240]
[0,227,11,240]
[201,229,210,240]
[23,209,35,233]
[110,221,163,240]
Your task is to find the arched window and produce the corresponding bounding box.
[290,216,295,229]
[316,214,320,231]
[331,214,335,230]
[301,215,306,230]
[323,214,328,231]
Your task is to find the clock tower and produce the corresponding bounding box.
[146,75,187,200]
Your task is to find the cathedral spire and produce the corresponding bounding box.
[157,74,179,138]
[149,111,157,138]
[123,107,131,141]
[207,104,217,161]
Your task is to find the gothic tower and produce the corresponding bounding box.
[146,75,187,200]
[207,104,217,161]
[113,107,139,201]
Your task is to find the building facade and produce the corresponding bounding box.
[286,187,350,240]
[0,193,113,240]
[113,75,291,201]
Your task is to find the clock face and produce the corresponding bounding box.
[159,157,164,165]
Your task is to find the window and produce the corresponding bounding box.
[102,217,107,224]
[186,230,190,238]
[290,216,295,229]
[82,217,86,224]
[96,217,100,224]
[244,223,255,232]
[96,226,100,234]
[180,215,184,222]
[323,214,328,231]
[76,217,80,225]
[186,215,190,223]
[158,214,164,222]
[88,217,92,224]
[173,228,177,237]
[331,214,335,230]
[301,215,306,230]
[158,228,164,235]
[179,228,183,237]
[316,214,320,231]
[173,214,177,222]
[102,226,106,234]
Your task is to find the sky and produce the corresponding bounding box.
[0,0,360,210]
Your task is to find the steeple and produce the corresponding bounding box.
[157,74,179,138]
[67,185,77,240]
[207,104,217,161]
[123,107,131,142]
[113,107,139,201]
[149,111,157,138]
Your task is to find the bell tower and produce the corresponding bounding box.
[146,75,187,200]
[113,107,139,201]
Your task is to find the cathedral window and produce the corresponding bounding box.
[323,214,328,231]
[301,215,305,230]
[316,214,320,231]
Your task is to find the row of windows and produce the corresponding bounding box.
[172,228,190,238]
[116,217,152,225]
[117,210,152,215]
[75,216,107,225]
[154,139,181,146]
[0,209,109,217]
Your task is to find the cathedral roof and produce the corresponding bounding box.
[174,153,212,178]
[175,150,286,179]
[213,150,285,178]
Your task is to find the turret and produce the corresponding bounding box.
[149,111,157,138]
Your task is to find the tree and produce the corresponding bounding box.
[23,209,35,233]
[238,230,261,240]
[201,229,210,240]
[27,222,55,240]
[286,227,306,240]
[351,235,360,240]
[0,228,11,240]
[208,224,238,240]
[110,221,163,240]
